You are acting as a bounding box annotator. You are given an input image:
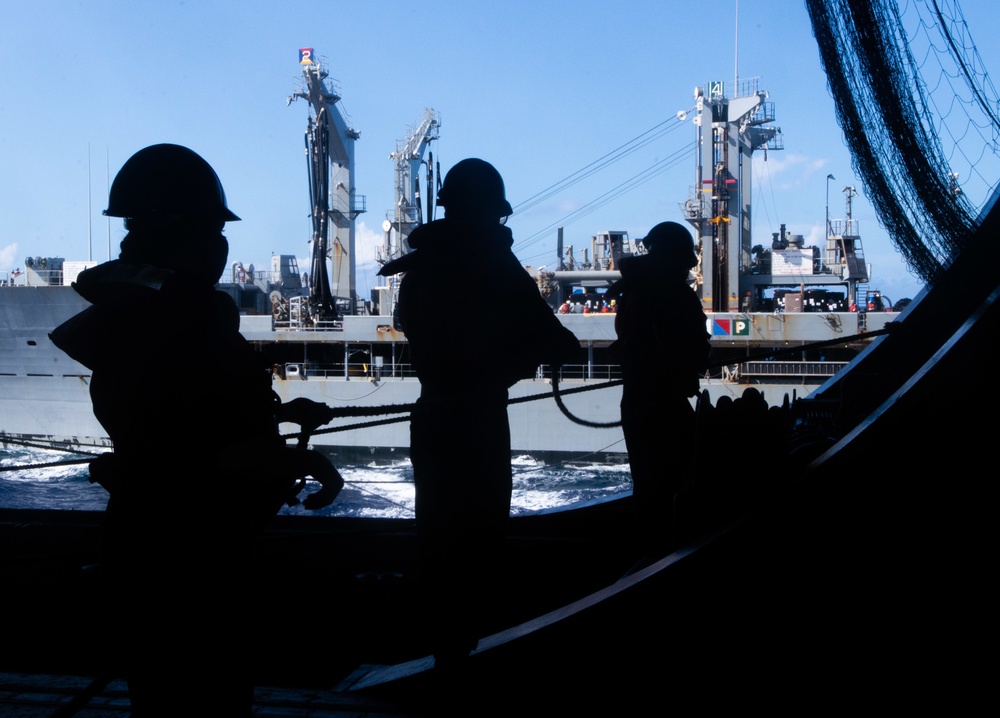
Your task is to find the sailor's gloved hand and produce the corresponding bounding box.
[275,398,337,433]
[302,482,343,510]
[87,453,123,495]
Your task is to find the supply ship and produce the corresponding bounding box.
[1,2,996,713]
[0,54,901,464]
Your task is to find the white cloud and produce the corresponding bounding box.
[353,220,384,298]
[754,152,831,191]
[0,243,19,274]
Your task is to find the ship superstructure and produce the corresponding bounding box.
[0,61,901,465]
[682,79,869,314]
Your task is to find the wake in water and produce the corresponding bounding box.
[0,448,633,518]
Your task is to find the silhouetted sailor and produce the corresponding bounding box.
[606,221,709,555]
[378,158,580,687]
[50,143,343,717]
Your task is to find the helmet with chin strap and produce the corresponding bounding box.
[104,143,240,222]
[436,158,513,220]
[640,221,697,269]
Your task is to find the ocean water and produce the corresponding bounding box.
[0,447,633,518]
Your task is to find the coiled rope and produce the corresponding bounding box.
[548,323,897,428]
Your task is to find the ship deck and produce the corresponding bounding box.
[0,673,410,717]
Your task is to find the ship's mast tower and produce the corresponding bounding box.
[685,79,782,312]
[288,49,366,319]
[683,79,868,313]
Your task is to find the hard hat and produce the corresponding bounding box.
[436,158,513,219]
[640,221,697,268]
[104,143,240,221]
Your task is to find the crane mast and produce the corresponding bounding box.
[382,108,441,263]
[288,49,365,320]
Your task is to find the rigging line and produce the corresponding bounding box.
[552,372,622,429]
[4,329,899,463]
[283,380,629,442]
[276,325,904,442]
[335,478,414,485]
[564,437,627,462]
[510,439,628,476]
[321,403,413,418]
[0,438,106,456]
[546,324,896,429]
[0,456,94,472]
[323,379,391,403]
[288,378,629,441]
[514,147,691,255]
[512,119,673,206]
[508,378,622,404]
[340,481,415,515]
[511,123,682,216]
[544,324,898,428]
[751,138,781,239]
[518,145,689,242]
[283,413,410,441]
[510,119,678,214]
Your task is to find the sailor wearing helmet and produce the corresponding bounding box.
[379,158,580,685]
[606,221,710,555]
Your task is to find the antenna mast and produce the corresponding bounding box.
[87,143,92,262]
[734,0,739,97]
[106,148,111,261]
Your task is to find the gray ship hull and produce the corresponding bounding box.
[0,284,896,462]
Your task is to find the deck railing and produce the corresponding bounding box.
[741,360,849,378]
[276,362,625,382]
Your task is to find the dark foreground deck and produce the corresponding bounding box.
[2,201,998,715]
[0,671,409,717]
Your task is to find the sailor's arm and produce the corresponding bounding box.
[274,397,337,448]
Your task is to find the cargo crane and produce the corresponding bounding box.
[288,49,366,321]
[380,108,441,264]
[373,108,441,316]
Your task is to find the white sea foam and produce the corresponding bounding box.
[1,448,632,517]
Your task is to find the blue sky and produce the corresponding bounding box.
[3,0,998,304]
